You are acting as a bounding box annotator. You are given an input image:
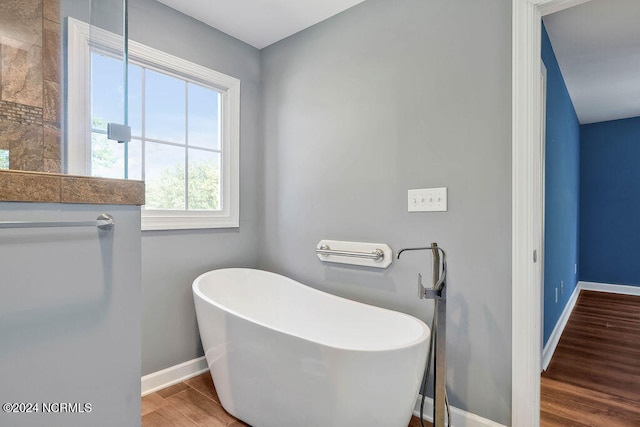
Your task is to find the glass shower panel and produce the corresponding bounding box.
[89,0,130,179]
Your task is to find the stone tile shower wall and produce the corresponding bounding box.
[0,0,61,173]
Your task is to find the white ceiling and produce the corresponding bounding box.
[155,0,366,50]
[155,0,639,124]
[543,0,640,124]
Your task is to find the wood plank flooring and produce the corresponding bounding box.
[541,290,640,426]
[142,371,431,426]
[142,372,248,427]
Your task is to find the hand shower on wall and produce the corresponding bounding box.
[397,243,450,427]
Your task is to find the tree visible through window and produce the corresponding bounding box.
[0,150,8,169]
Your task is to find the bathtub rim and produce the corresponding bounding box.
[192,267,431,353]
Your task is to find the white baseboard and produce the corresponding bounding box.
[143,357,503,426]
[542,281,640,371]
[542,283,580,371]
[141,356,209,396]
[579,281,640,296]
[413,395,506,427]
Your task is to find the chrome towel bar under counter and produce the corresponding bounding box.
[0,214,115,231]
[315,240,393,269]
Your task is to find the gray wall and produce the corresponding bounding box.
[61,0,262,375]
[259,0,512,423]
[61,1,513,423]
[128,0,262,375]
[0,203,141,426]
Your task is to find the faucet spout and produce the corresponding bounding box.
[397,243,446,295]
[397,245,435,259]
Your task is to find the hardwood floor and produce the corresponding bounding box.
[142,371,431,426]
[541,290,640,426]
[142,372,248,427]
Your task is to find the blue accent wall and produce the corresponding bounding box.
[541,24,581,345]
[580,116,640,286]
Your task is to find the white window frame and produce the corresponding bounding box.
[66,17,240,230]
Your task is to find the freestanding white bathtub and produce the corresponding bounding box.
[193,268,430,427]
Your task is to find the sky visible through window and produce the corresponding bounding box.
[91,52,221,210]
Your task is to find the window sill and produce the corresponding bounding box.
[141,214,239,231]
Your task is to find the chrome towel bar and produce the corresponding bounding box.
[315,245,384,261]
[315,240,393,268]
[0,214,115,231]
